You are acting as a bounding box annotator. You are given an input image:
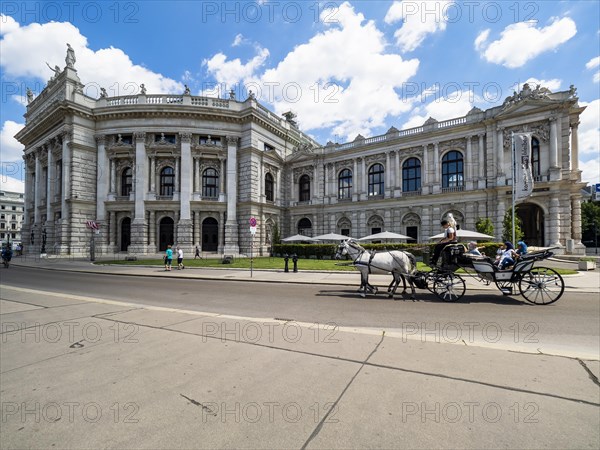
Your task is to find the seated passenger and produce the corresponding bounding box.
[497,242,518,269]
[516,241,528,256]
[467,241,482,256]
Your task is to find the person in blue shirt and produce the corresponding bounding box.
[164,245,173,271]
[516,241,528,256]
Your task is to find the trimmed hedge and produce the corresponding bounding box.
[273,242,501,259]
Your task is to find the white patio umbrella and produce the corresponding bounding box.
[312,233,353,241]
[358,231,413,242]
[428,229,495,240]
[281,234,319,243]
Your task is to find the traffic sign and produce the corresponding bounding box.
[250,226,257,235]
[250,217,257,227]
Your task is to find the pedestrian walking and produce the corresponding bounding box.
[194,245,201,259]
[164,245,173,271]
[177,246,184,270]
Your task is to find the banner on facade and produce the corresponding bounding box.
[513,133,534,201]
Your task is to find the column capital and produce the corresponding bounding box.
[570,121,580,128]
[478,132,486,138]
[95,134,106,145]
[61,125,73,140]
[179,132,192,143]
[226,136,239,145]
[496,125,504,132]
[134,131,146,142]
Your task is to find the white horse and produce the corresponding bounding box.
[335,239,417,299]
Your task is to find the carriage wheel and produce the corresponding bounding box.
[518,267,564,305]
[433,273,465,302]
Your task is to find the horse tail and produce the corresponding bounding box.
[407,252,417,274]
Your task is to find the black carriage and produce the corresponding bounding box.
[412,244,565,304]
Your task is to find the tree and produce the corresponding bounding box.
[502,208,524,243]
[581,200,600,247]
[475,217,494,237]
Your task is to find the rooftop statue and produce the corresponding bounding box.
[26,88,34,104]
[65,43,76,68]
[45,62,61,80]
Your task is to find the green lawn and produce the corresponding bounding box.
[96,257,577,275]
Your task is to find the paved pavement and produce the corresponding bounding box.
[1,256,599,449]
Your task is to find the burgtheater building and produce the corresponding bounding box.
[16,53,587,257]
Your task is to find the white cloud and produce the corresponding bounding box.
[401,89,480,129]
[232,33,244,47]
[585,56,600,83]
[474,29,490,52]
[0,15,183,97]
[476,18,577,68]
[0,120,25,163]
[579,158,599,185]
[385,0,453,52]
[579,99,600,157]
[0,176,24,193]
[203,47,270,88]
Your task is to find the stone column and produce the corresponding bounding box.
[422,144,429,186]
[548,196,562,248]
[385,151,391,197]
[352,159,358,201]
[478,133,485,179]
[148,210,156,252]
[276,169,281,207]
[394,150,401,196]
[571,196,585,253]
[46,145,54,223]
[60,127,72,253]
[361,157,367,199]
[218,157,226,202]
[109,211,116,247]
[549,117,561,181]
[432,142,440,193]
[223,136,240,255]
[109,157,116,198]
[570,121,579,171]
[130,131,147,254]
[194,211,201,247]
[312,164,318,199]
[177,132,193,252]
[194,157,200,193]
[149,155,156,194]
[465,136,473,189]
[173,156,180,200]
[95,135,108,222]
[34,150,41,225]
[496,127,504,177]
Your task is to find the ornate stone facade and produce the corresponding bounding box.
[16,61,587,257]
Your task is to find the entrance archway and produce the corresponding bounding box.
[202,217,219,252]
[120,217,131,252]
[517,203,544,247]
[159,217,174,251]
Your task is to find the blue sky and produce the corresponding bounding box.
[1,0,599,193]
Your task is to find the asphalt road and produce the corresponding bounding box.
[2,266,598,358]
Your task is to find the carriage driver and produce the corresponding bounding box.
[430,219,457,266]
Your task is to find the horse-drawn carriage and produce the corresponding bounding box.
[335,240,565,305]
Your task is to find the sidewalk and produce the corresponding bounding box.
[8,254,600,294]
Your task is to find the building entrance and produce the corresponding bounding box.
[159,217,174,251]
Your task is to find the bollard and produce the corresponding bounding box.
[284,253,289,272]
[292,253,298,273]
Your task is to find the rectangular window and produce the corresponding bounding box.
[0,233,4,239]
[11,206,16,211]
[11,224,16,230]
[0,223,5,229]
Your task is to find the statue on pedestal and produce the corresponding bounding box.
[65,43,76,68]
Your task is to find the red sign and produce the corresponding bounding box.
[249,217,257,227]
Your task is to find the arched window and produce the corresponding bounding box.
[368,163,384,196]
[531,137,541,178]
[121,167,132,196]
[442,151,464,188]
[299,175,310,202]
[202,168,219,198]
[338,169,352,199]
[298,217,312,235]
[159,166,174,196]
[265,173,274,202]
[402,158,421,192]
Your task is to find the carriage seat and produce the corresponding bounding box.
[440,244,467,266]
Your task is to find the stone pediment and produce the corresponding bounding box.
[496,100,556,117]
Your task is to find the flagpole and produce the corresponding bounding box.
[511,132,516,246]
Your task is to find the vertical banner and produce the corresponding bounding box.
[513,133,534,201]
